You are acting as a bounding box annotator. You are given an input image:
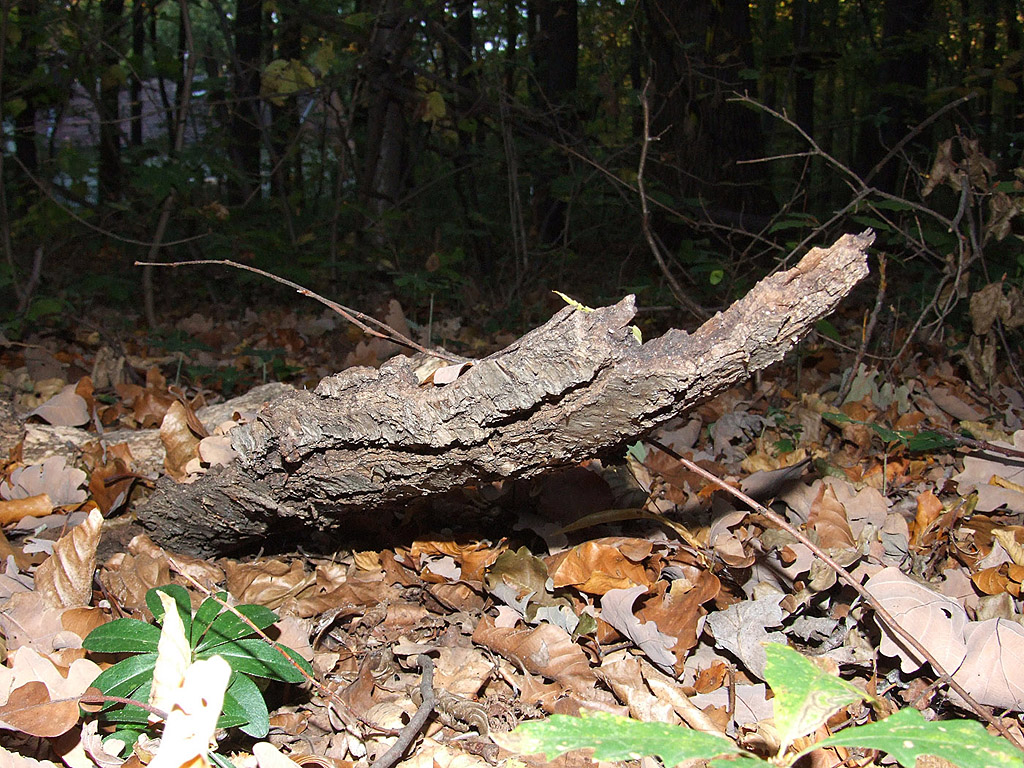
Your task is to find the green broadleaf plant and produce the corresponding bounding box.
[83,584,312,751]
[503,643,1021,768]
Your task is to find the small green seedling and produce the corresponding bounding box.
[83,584,312,754]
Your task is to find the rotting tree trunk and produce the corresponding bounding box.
[140,232,875,556]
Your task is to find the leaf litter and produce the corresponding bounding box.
[0,303,1023,765]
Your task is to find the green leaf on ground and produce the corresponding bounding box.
[810,708,1023,768]
[763,643,872,752]
[502,711,746,766]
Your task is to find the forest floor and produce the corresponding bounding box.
[1,292,1023,768]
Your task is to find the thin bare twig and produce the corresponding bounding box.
[134,258,463,363]
[834,253,886,406]
[142,0,199,328]
[368,655,437,768]
[647,438,1024,755]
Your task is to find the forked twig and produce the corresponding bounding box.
[647,438,1024,755]
[637,81,708,322]
[134,259,463,363]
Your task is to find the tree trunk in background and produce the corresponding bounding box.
[792,0,814,137]
[528,0,578,245]
[1001,0,1022,165]
[129,0,144,147]
[11,0,40,201]
[230,0,263,202]
[360,0,415,227]
[451,0,486,271]
[98,0,125,203]
[856,0,934,192]
[642,0,766,218]
[270,2,302,204]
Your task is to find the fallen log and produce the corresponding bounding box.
[139,231,874,556]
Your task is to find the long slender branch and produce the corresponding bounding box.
[134,258,463,363]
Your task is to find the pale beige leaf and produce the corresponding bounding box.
[148,655,230,768]
[34,508,103,608]
[953,619,1024,710]
[150,591,193,722]
[28,384,89,427]
[0,456,87,505]
[864,567,968,674]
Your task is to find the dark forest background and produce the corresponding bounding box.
[0,0,1021,342]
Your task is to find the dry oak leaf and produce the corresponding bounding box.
[0,456,87,506]
[471,613,596,697]
[34,507,103,609]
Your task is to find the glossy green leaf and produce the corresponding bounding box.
[190,592,229,647]
[223,672,270,738]
[90,653,158,700]
[195,604,279,653]
[83,618,161,654]
[199,638,308,682]
[147,584,193,638]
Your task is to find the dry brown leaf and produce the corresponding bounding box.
[99,551,172,615]
[598,654,678,722]
[132,534,225,593]
[805,484,855,551]
[471,614,597,696]
[224,558,315,609]
[548,539,651,594]
[1,456,87,506]
[0,647,102,737]
[911,489,945,548]
[636,570,721,671]
[34,507,103,609]
[0,680,82,737]
[973,566,1011,596]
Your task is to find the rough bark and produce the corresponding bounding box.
[140,231,874,556]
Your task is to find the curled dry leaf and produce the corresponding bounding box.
[160,400,202,481]
[0,494,53,526]
[548,538,652,594]
[34,507,103,609]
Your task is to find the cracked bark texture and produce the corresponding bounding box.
[140,231,874,556]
